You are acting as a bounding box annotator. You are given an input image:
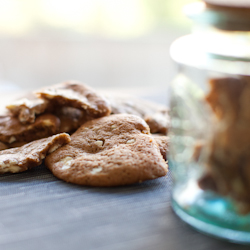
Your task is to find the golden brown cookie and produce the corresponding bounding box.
[205,77,246,122]
[6,81,111,125]
[7,141,28,148]
[106,94,169,134]
[55,107,87,134]
[6,92,49,124]
[0,113,60,144]
[144,110,170,134]
[0,133,71,174]
[36,81,111,118]
[152,134,169,161]
[45,114,168,187]
[0,142,8,151]
[200,76,250,214]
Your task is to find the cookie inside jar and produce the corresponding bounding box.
[170,0,250,243]
[199,76,250,214]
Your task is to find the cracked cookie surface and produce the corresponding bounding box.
[37,81,111,118]
[152,135,169,161]
[0,133,71,174]
[6,81,111,127]
[45,114,168,186]
[0,113,60,144]
[6,92,48,124]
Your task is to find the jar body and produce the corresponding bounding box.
[169,55,250,243]
[170,1,250,244]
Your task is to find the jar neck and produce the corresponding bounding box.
[191,23,250,60]
[170,35,250,76]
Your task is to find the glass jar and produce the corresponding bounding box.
[169,1,250,244]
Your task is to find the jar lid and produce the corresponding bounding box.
[185,1,250,31]
[205,0,250,9]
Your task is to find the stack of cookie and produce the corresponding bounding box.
[0,81,169,186]
[199,77,250,213]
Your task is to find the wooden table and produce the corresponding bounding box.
[0,89,249,250]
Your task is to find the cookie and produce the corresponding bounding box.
[198,173,218,192]
[55,107,86,134]
[36,81,111,118]
[200,76,250,213]
[6,81,111,125]
[0,113,60,144]
[7,141,28,148]
[0,133,71,174]
[144,111,170,134]
[152,134,169,161]
[105,94,169,134]
[0,142,8,151]
[205,77,246,122]
[6,92,49,124]
[45,114,168,187]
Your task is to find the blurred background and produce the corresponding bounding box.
[0,0,193,96]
